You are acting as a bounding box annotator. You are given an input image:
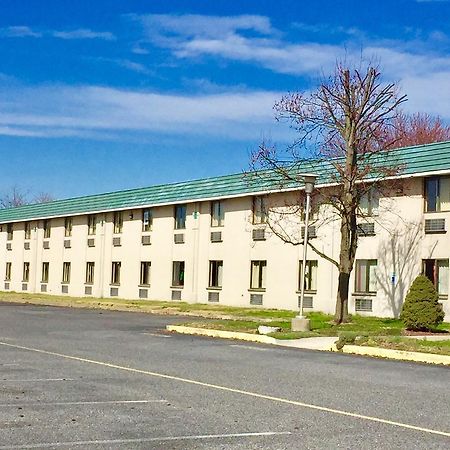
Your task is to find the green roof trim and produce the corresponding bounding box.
[1,140,450,224]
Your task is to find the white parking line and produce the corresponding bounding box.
[229,344,270,351]
[1,378,74,382]
[0,341,449,439]
[0,399,166,408]
[0,431,292,449]
[141,332,172,338]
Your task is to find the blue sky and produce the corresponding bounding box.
[1,0,450,199]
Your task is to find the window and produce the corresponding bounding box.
[62,262,71,284]
[423,259,449,296]
[64,218,72,237]
[172,261,185,287]
[113,212,123,234]
[359,187,379,216]
[425,176,450,212]
[211,201,224,227]
[299,260,318,292]
[6,224,13,241]
[22,262,30,282]
[43,220,51,239]
[142,208,153,232]
[252,197,266,224]
[85,262,95,284]
[5,262,11,281]
[250,260,267,290]
[209,260,223,288]
[88,215,96,235]
[111,261,121,285]
[355,260,377,293]
[24,222,31,240]
[175,205,187,230]
[140,261,151,286]
[41,262,49,283]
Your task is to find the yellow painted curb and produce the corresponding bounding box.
[166,325,277,344]
[343,345,450,366]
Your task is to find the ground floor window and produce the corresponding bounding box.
[23,262,30,282]
[111,262,121,285]
[5,262,11,281]
[86,262,95,284]
[355,260,377,293]
[209,260,223,288]
[423,259,449,296]
[299,260,318,292]
[172,261,185,287]
[250,260,267,290]
[140,261,151,286]
[42,262,49,283]
[62,262,71,284]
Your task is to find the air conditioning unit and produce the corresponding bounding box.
[357,223,375,237]
[64,239,71,248]
[113,237,121,247]
[250,293,263,305]
[85,286,92,295]
[298,295,314,309]
[252,228,266,241]
[355,298,373,312]
[139,288,148,299]
[208,291,220,302]
[210,231,222,243]
[425,218,446,234]
[24,242,30,250]
[61,285,69,294]
[301,225,317,239]
[87,238,95,247]
[110,287,119,297]
[171,290,182,300]
[174,233,185,244]
[41,284,47,292]
[43,240,50,249]
[22,283,27,291]
[141,235,151,245]
[6,243,12,251]
[4,282,9,290]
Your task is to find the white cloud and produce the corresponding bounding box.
[0,84,287,140]
[51,29,116,41]
[0,26,41,38]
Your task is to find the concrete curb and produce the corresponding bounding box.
[166,325,278,344]
[342,345,450,366]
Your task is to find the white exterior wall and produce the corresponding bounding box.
[0,175,449,319]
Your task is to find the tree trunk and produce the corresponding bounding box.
[335,272,350,324]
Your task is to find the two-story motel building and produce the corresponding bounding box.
[1,141,450,319]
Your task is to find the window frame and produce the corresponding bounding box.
[422,258,449,297]
[354,259,377,294]
[142,208,153,232]
[250,260,267,290]
[113,212,123,234]
[359,187,380,217]
[140,261,151,286]
[111,261,121,285]
[22,262,30,283]
[298,260,318,292]
[88,215,96,235]
[41,262,49,283]
[174,205,187,230]
[172,261,185,287]
[62,262,71,284]
[425,176,450,213]
[208,260,223,288]
[211,201,224,227]
[252,196,267,225]
[5,262,11,281]
[64,217,73,237]
[43,220,51,239]
[6,223,13,241]
[85,262,95,284]
[24,222,31,240]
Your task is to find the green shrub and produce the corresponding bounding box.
[400,275,445,331]
[336,332,357,350]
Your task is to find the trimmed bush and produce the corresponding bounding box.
[400,275,445,331]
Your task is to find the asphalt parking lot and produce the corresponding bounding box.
[0,303,449,449]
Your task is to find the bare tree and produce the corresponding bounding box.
[33,192,54,204]
[251,62,406,324]
[0,186,54,208]
[386,112,450,148]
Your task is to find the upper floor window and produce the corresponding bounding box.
[62,262,71,284]
[423,259,449,296]
[359,187,379,216]
[88,215,96,235]
[209,260,223,288]
[211,201,224,227]
[299,260,318,292]
[142,208,153,232]
[175,205,187,230]
[43,220,51,239]
[113,212,123,234]
[252,197,266,225]
[5,262,11,281]
[425,176,450,212]
[250,260,267,290]
[6,224,13,241]
[64,218,72,237]
[41,262,49,283]
[355,259,377,293]
[22,262,30,283]
[86,262,95,284]
[24,222,31,240]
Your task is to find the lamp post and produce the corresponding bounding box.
[292,174,317,332]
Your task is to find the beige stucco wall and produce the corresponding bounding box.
[0,175,449,319]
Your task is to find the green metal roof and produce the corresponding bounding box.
[1,140,450,224]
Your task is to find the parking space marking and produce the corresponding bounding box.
[141,332,172,338]
[229,344,270,351]
[0,399,166,408]
[1,378,75,382]
[0,431,292,449]
[1,341,449,439]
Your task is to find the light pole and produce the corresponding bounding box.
[292,174,317,332]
